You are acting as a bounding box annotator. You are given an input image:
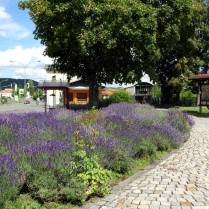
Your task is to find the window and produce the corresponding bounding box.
[77,93,87,102]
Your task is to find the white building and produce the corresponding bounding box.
[44,65,78,107]
[0,88,13,98]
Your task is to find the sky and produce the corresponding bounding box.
[0,0,150,86]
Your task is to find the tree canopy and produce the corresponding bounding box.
[19,0,161,107]
[155,0,209,103]
[18,0,209,106]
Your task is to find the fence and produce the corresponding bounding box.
[134,96,197,107]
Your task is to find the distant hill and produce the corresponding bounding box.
[0,78,38,90]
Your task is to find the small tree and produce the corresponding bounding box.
[27,80,35,97]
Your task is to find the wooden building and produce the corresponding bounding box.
[124,82,153,103]
[38,65,104,111]
[189,74,209,113]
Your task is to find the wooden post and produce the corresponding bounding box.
[44,88,47,113]
[198,82,202,114]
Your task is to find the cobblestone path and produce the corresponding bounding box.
[74,116,209,209]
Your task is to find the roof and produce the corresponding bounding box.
[38,79,105,90]
[123,82,153,89]
[70,79,88,87]
[0,89,12,93]
[189,74,209,81]
[38,80,70,88]
[102,90,113,96]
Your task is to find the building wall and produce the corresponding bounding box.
[68,89,103,104]
[0,89,13,98]
[124,85,153,96]
[47,89,62,107]
[124,86,135,95]
[45,70,104,106]
[46,71,67,81]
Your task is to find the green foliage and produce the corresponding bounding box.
[77,108,103,126]
[78,168,112,197]
[98,98,112,108]
[27,80,35,97]
[155,138,171,151]
[134,139,157,160]
[23,168,87,204]
[155,1,209,104]
[58,179,87,203]
[180,89,196,98]
[69,104,88,111]
[0,175,19,208]
[33,89,43,100]
[72,150,112,197]
[109,90,133,103]
[153,84,161,97]
[4,196,45,209]
[5,196,74,209]
[26,170,58,202]
[18,0,160,108]
[107,156,134,175]
[1,96,8,104]
[0,126,13,155]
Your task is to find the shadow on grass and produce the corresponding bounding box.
[166,105,209,118]
[182,110,209,118]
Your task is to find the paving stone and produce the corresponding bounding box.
[150,205,160,209]
[159,206,171,209]
[191,201,205,206]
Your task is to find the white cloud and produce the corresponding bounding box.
[105,74,152,88]
[0,45,53,81]
[0,6,30,39]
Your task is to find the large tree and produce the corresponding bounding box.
[154,0,209,104]
[19,0,160,108]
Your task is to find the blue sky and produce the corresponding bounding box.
[0,0,52,82]
[0,0,150,86]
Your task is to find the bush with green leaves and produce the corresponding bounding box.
[109,90,133,103]
[98,98,112,108]
[133,139,157,160]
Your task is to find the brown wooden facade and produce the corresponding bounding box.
[189,74,209,113]
[38,80,104,112]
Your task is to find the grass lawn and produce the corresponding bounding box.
[169,106,209,117]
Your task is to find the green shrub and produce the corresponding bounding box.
[24,168,87,204]
[0,182,18,208]
[58,178,88,203]
[78,168,112,197]
[109,90,133,103]
[73,150,112,197]
[155,138,171,151]
[107,157,134,174]
[98,98,112,108]
[104,148,135,174]
[134,139,157,160]
[4,196,45,209]
[69,104,88,111]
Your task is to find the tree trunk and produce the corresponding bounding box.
[161,85,172,105]
[175,91,180,105]
[88,70,99,109]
